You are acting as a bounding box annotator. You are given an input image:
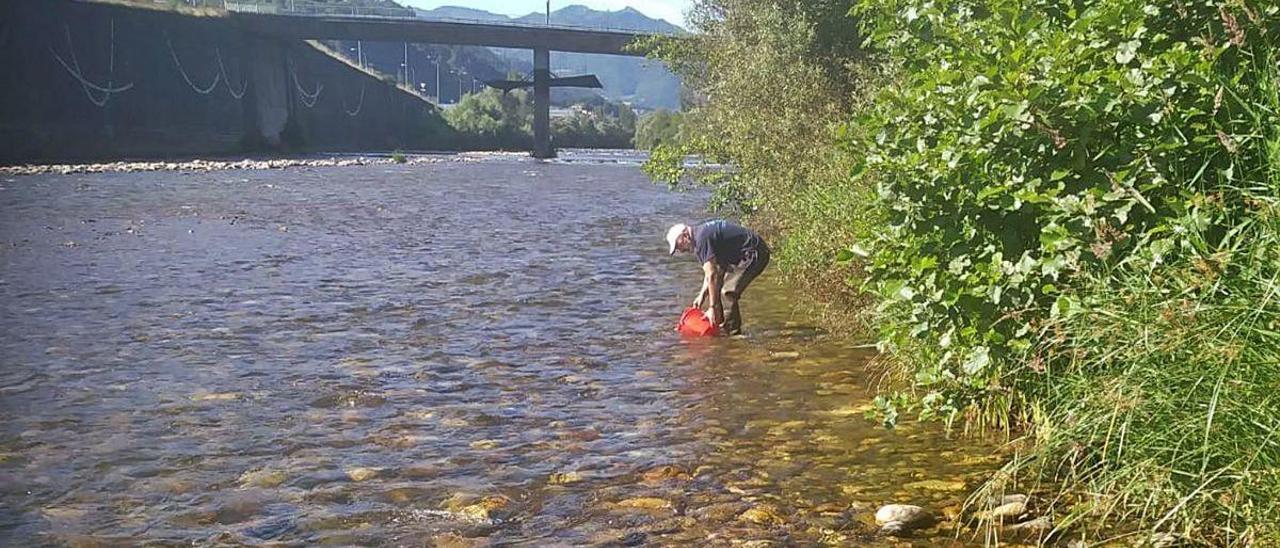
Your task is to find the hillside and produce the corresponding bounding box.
[413,4,683,109]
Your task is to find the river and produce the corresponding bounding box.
[0,151,999,546]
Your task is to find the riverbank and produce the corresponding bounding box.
[0,152,542,177]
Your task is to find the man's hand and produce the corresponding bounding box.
[702,260,725,327]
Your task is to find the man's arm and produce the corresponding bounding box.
[693,276,709,308]
[702,260,724,326]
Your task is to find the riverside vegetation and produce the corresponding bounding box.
[642,0,1280,544]
[442,88,640,150]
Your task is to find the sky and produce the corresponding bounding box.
[400,1,691,28]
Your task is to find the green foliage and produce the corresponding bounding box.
[390,149,406,164]
[444,88,534,149]
[552,102,636,149]
[849,0,1280,425]
[651,0,1280,540]
[845,0,1280,541]
[441,88,638,150]
[634,109,685,150]
[638,0,875,318]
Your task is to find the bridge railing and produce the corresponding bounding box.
[218,0,679,36]
[223,0,416,18]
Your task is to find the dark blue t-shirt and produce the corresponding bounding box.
[692,220,763,267]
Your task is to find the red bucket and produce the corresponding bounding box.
[676,306,720,337]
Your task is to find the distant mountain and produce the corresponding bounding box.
[323,4,681,110]
[417,4,683,32]
[414,4,684,109]
[411,6,509,22]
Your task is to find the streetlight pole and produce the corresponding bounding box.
[402,42,409,86]
[434,59,441,104]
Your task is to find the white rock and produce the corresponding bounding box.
[1010,515,1052,532]
[875,504,929,525]
[988,501,1027,518]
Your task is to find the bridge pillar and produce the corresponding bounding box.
[532,46,554,159]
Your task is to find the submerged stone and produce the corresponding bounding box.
[978,500,1027,521]
[903,479,967,492]
[689,502,748,522]
[345,467,382,482]
[237,468,287,488]
[1010,515,1053,532]
[548,471,584,485]
[641,465,689,483]
[458,495,512,522]
[616,497,674,511]
[192,392,240,402]
[737,504,785,526]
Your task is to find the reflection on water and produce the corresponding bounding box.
[0,155,997,545]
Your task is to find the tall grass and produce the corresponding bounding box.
[992,207,1280,544]
[983,49,1280,545]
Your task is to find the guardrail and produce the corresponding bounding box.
[223,1,415,18]
[218,0,678,35]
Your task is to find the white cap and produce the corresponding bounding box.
[666,223,688,255]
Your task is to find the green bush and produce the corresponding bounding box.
[648,0,1280,540]
[638,0,873,319]
[634,109,685,150]
[442,88,637,150]
[849,0,1280,425]
[444,88,534,150]
[846,0,1280,541]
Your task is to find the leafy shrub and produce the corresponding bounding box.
[849,0,1280,425]
[638,0,873,321]
[634,109,685,150]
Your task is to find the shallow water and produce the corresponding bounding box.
[0,152,999,546]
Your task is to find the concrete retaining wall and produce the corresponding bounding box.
[0,0,447,164]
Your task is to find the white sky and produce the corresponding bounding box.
[400,1,691,28]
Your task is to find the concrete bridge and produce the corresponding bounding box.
[226,5,668,158]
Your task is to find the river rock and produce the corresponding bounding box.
[616,497,674,511]
[1009,515,1053,532]
[874,504,929,525]
[985,493,1029,508]
[469,439,499,450]
[442,493,513,522]
[345,467,381,482]
[978,500,1027,521]
[641,465,689,483]
[238,468,287,488]
[737,504,785,526]
[548,471,584,485]
[192,392,240,402]
[875,504,933,535]
[431,532,482,548]
[459,496,512,522]
[688,501,748,522]
[903,479,967,492]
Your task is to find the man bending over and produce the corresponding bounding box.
[666,220,771,335]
